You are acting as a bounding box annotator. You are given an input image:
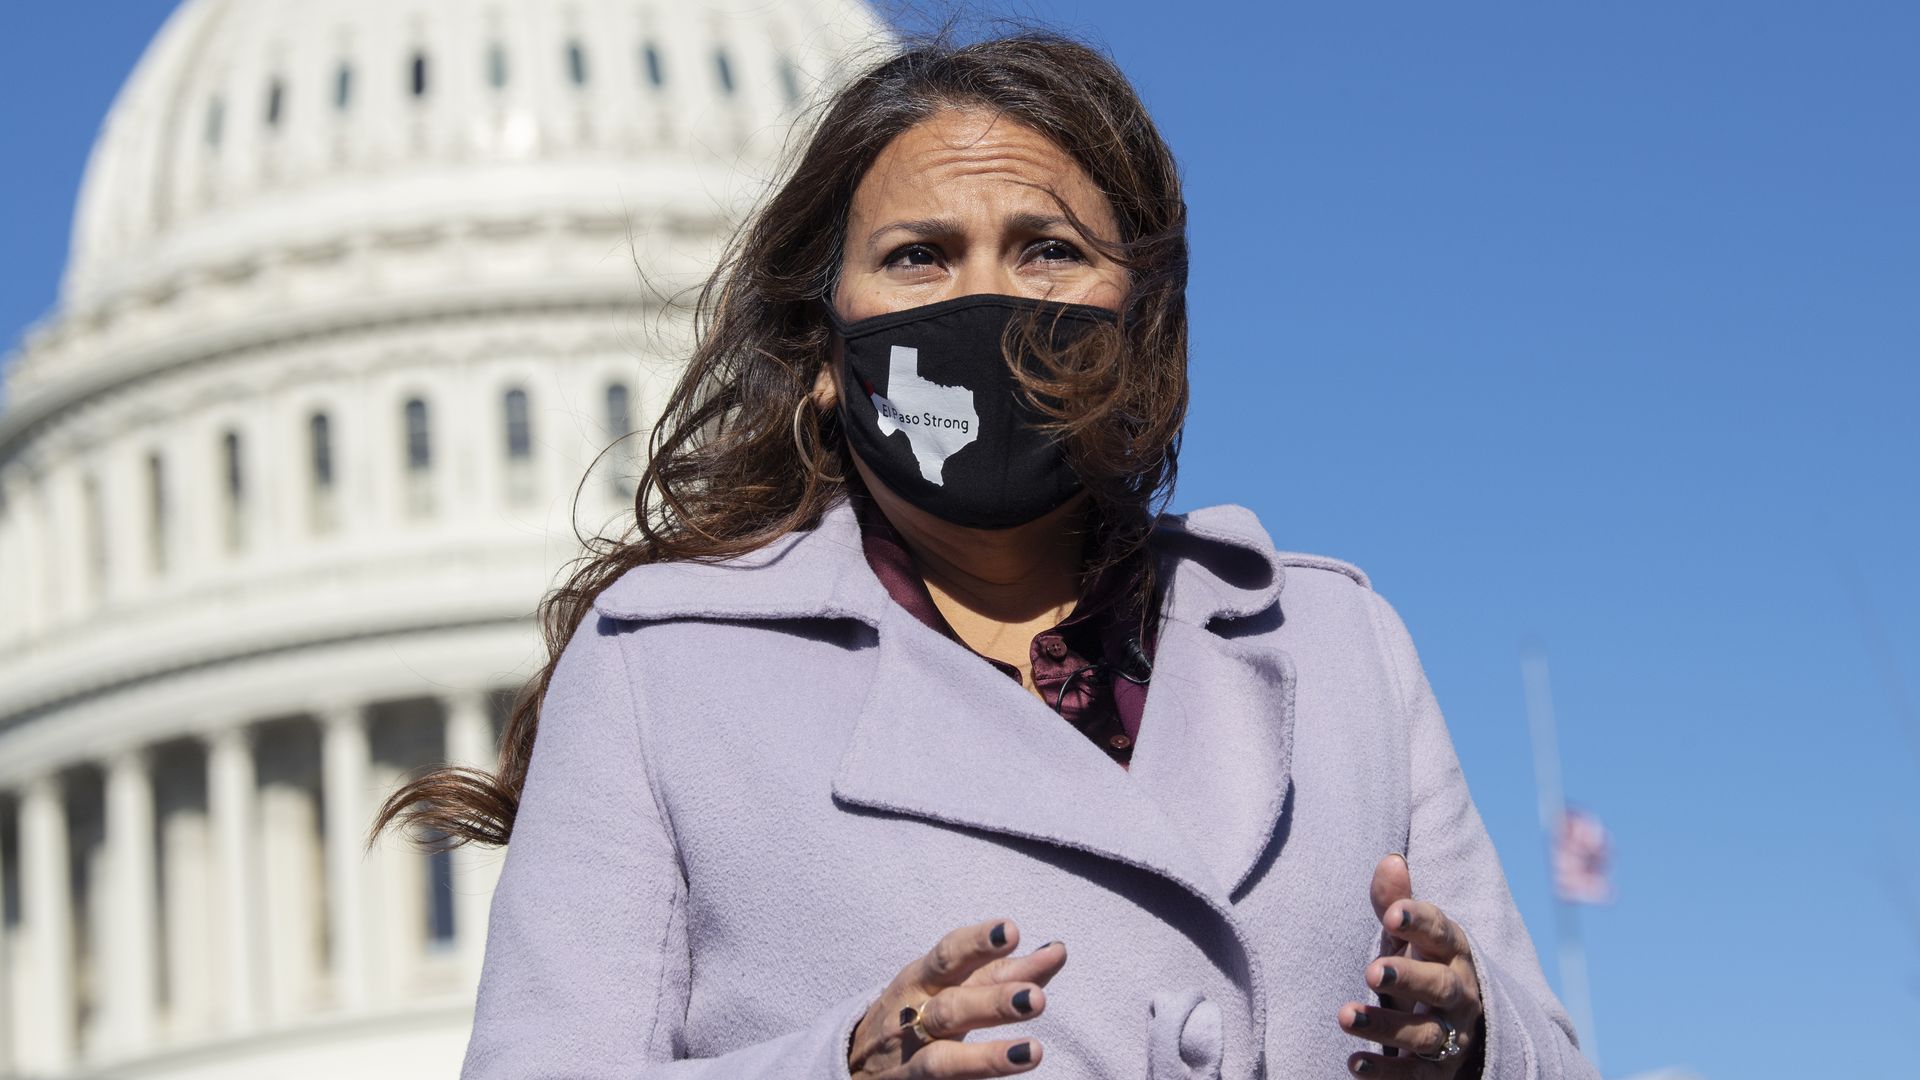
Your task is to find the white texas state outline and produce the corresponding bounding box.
[870,344,980,485]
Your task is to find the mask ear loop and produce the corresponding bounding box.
[791,394,846,485]
[797,308,853,486]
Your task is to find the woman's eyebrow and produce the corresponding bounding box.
[867,212,1078,252]
[867,217,960,251]
[1005,211,1072,234]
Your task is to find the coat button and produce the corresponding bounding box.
[1147,988,1223,1080]
[1041,636,1069,661]
[1108,733,1132,750]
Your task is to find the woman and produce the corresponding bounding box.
[375,31,1596,1080]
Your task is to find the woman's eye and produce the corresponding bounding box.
[1029,239,1084,264]
[885,244,940,269]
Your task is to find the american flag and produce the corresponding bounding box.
[1552,806,1615,905]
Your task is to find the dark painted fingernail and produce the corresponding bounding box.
[899,1006,915,1025]
[1352,1059,1373,1074]
[1349,1008,1370,1029]
[1009,1041,1032,1064]
[1013,989,1033,1014]
[1036,940,1059,952]
[1398,908,1411,930]
[1378,965,1397,987]
[990,922,1008,947]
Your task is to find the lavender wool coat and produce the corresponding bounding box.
[459,496,1596,1080]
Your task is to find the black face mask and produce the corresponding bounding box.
[826,293,1119,530]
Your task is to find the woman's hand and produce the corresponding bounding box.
[848,918,1065,1079]
[1339,854,1488,1077]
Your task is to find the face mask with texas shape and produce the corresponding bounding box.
[827,293,1119,530]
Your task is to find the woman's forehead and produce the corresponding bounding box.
[847,109,1118,239]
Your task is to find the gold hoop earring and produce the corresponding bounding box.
[791,396,845,484]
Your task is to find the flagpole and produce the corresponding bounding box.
[1520,644,1601,1072]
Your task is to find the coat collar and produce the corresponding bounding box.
[590,495,1288,631]
[592,497,1297,913]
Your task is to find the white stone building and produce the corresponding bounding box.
[0,1,883,1076]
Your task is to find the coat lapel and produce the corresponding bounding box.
[1125,617,1297,900]
[1130,503,1299,899]
[830,600,1234,903]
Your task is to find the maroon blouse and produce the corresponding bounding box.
[847,487,1157,769]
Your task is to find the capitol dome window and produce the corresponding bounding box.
[409,50,429,98]
[779,55,801,107]
[604,382,631,438]
[145,452,166,574]
[404,397,434,518]
[714,47,735,96]
[487,43,508,90]
[429,838,456,945]
[566,40,588,87]
[266,77,285,128]
[221,429,246,552]
[605,382,636,501]
[335,62,352,110]
[309,411,338,535]
[405,399,432,468]
[642,42,665,88]
[504,388,532,460]
[205,96,224,147]
[83,473,108,599]
[504,388,536,507]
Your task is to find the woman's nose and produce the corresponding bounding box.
[1147,988,1225,1080]
[948,256,1021,300]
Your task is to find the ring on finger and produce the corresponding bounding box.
[900,999,937,1043]
[1413,1014,1462,1062]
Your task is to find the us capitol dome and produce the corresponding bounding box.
[0,1,884,1076]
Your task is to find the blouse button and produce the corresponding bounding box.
[1041,636,1069,661]
[1108,733,1132,750]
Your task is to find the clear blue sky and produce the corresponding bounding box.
[5,3,1916,1077]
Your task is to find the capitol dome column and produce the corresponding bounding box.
[104,747,161,1052]
[18,774,76,1073]
[206,724,264,1033]
[443,687,503,982]
[321,702,372,1011]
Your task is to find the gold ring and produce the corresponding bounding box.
[901,998,936,1043]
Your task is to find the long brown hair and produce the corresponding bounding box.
[371,28,1189,853]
